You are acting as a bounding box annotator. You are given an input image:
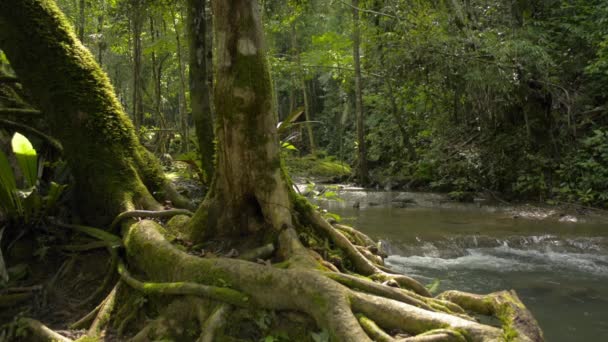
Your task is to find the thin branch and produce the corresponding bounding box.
[0,118,63,152]
[335,0,398,20]
[0,108,42,116]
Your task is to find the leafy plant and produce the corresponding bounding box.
[0,132,66,224]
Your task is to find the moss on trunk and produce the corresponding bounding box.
[0,0,185,223]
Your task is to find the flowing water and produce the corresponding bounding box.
[308,187,608,342]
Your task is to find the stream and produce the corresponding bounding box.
[305,186,608,342]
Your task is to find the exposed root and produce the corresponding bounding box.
[70,299,104,329]
[239,243,275,261]
[438,290,544,342]
[334,223,376,247]
[58,241,109,252]
[358,315,394,342]
[19,318,72,342]
[326,272,437,312]
[122,219,543,341]
[117,259,250,307]
[198,304,231,342]
[88,282,120,337]
[307,210,431,297]
[350,292,503,341]
[110,209,194,232]
[75,247,118,308]
[397,329,467,342]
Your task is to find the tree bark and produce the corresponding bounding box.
[0,0,189,222]
[172,9,190,153]
[130,0,144,129]
[291,24,316,153]
[149,15,170,155]
[187,0,215,181]
[187,0,294,240]
[96,0,105,66]
[78,0,85,42]
[352,0,369,185]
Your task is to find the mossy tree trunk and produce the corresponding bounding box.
[0,0,189,223]
[186,0,295,240]
[187,0,215,181]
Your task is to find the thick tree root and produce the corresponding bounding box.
[117,259,250,307]
[110,209,194,232]
[307,210,431,297]
[358,315,394,342]
[198,304,231,342]
[87,282,120,337]
[397,329,467,341]
[75,247,118,308]
[438,290,544,342]
[121,219,542,341]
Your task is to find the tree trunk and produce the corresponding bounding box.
[291,24,316,153]
[131,0,144,130]
[386,77,417,161]
[0,0,189,223]
[187,0,215,182]
[172,9,190,153]
[352,0,369,185]
[78,0,85,42]
[150,15,170,155]
[96,0,105,66]
[187,0,294,240]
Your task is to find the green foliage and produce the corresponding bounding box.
[0,133,66,224]
[286,153,351,180]
[556,130,608,207]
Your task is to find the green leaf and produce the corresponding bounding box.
[43,182,67,215]
[57,223,122,248]
[277,108,304,134]
[0,149,18,215]
[11,133,38,188]
[281,142,298,151]
[0,227,8,283]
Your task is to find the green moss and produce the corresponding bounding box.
[0,0,167,223]
[286,154,351,180]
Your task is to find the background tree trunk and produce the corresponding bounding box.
[172,9,190,153]
[131,0,144,129]
[187,0,215,181]
[352,0,369,185]
[291,24,316,153]
[78,0,85,42]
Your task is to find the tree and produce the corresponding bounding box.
[352,0,369,185]
[0,1,543,341]
[187,0,215,181]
